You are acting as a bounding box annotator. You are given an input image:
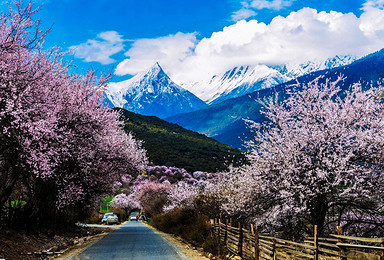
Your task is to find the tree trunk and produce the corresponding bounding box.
[311,194,328,235]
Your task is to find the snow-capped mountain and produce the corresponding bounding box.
[182,55,356,104]
[105,56,355,118]
[167,49,384,149]
[272,55,357,78]
[105,63,206,118]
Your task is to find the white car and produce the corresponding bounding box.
[101,213,115,224]
[106,214,119,225]
[130,213,139,221]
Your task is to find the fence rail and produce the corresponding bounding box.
[210,219,384,260]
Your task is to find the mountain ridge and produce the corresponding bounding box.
[166,49,384,149]
[181,55,356,104]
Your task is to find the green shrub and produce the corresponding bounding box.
[202,237,220,255]
[152,209,210,246]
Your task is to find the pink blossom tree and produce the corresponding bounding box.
[134,180,171,217]
[0,1,147,226]
[163,181,201,212]
[112,193,141,212]
[241,78,384,236]
[209,168,262,220]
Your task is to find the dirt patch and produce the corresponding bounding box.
[0,226,111,260]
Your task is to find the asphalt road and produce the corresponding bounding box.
[69,221,188,260]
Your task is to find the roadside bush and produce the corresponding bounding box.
[85,210,103,224]
[202,237,227,257]
[152,208,210,246]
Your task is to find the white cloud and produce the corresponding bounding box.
[232,0,295,21]
[115,5,384,84]
[70,31,125,65]
[360,0,384,37]
[231,8,257,21]
[115,32,197,76]
[248,0,295,10]
[362,0,384,9]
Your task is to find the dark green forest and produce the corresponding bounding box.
[115,108,246,172]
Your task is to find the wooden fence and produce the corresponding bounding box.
[210,219,384,260]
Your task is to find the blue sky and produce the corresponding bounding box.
[3,0,384,82]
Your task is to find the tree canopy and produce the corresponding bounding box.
[0,1,147,227]
[236,78,384,237]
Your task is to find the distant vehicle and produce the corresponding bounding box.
[130,212,139,221]
[101,213,115,224]
[106,214,119,225]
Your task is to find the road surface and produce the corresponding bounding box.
[69,221,188,260]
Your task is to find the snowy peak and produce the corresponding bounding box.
[183,55,356,104]
[181,64,289,104]
[125,62,188,97]
[325,55,356,68]
[273,55,356,79]
[105,63,206,118]
[142,62,168,81]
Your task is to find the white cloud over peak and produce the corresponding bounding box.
[114,5,384,84]
[115,32,197,76]
[70,31,125,65]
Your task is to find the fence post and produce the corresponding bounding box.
[337,226,347,260]
[272,237,276,260]
[250,224,255,259]
[380,243,383,260]
[255,226,260,260]
[218,219,221,257]
[251,224,260,260]
[210,219,214,238]
[238,222,243,258]
[225,219,228,248]
[218,219,221,243]
[314,225,319,260]
[214,218,217,236]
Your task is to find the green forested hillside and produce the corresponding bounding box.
[115,108,246,173]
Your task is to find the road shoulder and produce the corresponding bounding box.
[143,222,209,260]
[55,223,123,259]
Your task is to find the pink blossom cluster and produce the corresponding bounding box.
[111,193,140,210]
[163,181,202,212]
[112,167,218,216]
[139,165,217,185]
[338,210,384,236]
[133,180,172,216]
